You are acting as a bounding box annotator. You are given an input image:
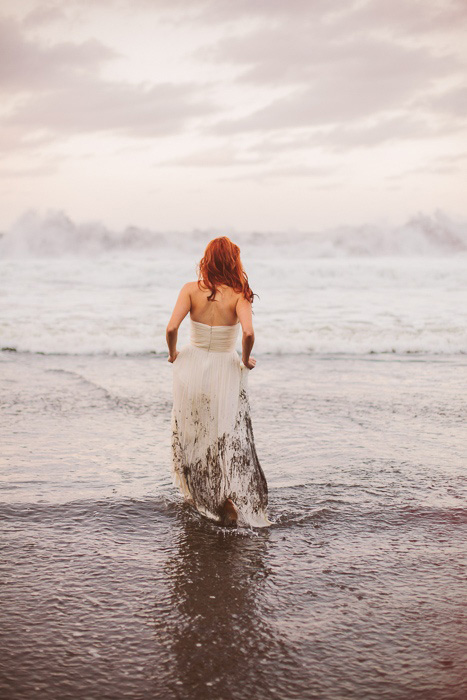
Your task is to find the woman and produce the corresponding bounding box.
[166,236,270,528]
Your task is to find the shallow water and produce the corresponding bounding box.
[1,352,466,699]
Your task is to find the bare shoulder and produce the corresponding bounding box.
[235,292,251,307]
[236,292,253,331]
[182,281,199,294]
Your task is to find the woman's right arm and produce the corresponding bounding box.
[236,296,256,369]
[166,283,191,362]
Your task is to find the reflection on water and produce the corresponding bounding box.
[155,509,275,698]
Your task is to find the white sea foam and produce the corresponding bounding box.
[1,208,467,258]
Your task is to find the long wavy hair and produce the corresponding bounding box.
[197,236,254,303]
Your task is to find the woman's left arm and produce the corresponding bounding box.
[166,283,191,362]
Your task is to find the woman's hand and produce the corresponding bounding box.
[243,355,256,370]
[168,351,179,363]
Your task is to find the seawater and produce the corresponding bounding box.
[1,352,466,699]
[1,256,466,355]
[1,219,466,698]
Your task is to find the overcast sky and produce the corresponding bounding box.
[1,0,466,231]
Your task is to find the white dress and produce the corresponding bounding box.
[171,319,270,528]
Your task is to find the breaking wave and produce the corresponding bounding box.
[1,208,467,258]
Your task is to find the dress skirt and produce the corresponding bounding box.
[171,320,270,528]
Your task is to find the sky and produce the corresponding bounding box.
[1,0,467,231]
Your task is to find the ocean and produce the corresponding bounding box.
[1,211,466,699]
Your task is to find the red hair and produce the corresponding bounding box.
[197,236,254,303]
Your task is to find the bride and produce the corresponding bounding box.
[166,236,270,528]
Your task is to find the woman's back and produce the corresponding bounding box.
[167,235,269,528]
[188,282,241,327]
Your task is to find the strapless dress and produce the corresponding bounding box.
[170,318,270,527]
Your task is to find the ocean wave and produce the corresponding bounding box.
[0,331,467,358]
[1,208,467,258]
[2,308,466,357]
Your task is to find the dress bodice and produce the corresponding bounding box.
[190,319,239,352]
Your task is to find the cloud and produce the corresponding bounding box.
[158,137,341,178]
[100,0,467,37]
[0,160,61,178]
[204,27,459,133]
[170,113,449,168]
[194,0,351,27]
[187,0,466,148]
[206,113,465,163]
[201,26,458,87]
[4,78,215,138]
[432,151,467,164]
[2,0,467,171]
[0,17,116,91]
[177,0,467,34]
[34,0,467,39]
[386,151,467,180]
[160,145,261,167]
[416,82,467,118]
[22,5,67,28]
[220,163,338,183]
[342,0,467,36]
[311,115,465,151]
[0,15,216,147]
[40,0,348,22]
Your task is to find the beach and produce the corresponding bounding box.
[1,348,466,699]
[1,241,466,699]
[3,0,467,694]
